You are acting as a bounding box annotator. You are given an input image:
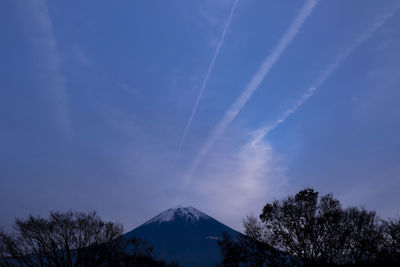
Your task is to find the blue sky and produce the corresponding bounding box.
[1,0,400,231]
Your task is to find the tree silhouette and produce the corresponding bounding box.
[380,216,400,264]
[0,210,178,267]
[219,188,400,266]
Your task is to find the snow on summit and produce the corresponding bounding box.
[145,206,211,224]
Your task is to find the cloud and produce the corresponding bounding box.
[188,128,287,230]
[252,5,400,143]
[24,0,72,138]
[73,45,93,67]
[187,0,319,180]
[116,82,141,96]
[176,0,239,159]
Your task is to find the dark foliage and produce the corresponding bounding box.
[0,211,178,267]
[219,188,400,266]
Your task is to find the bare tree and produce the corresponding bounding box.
[218,216,290,267]
[0,211,178,267]
[219,188,400,266]
[0,211,123,266]
[380,216,400,265]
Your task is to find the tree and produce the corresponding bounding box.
[0,211,178,267]
[257,188,351,265]
[380,217,400,265]
[218,216,292,267]
[219,188,400,266]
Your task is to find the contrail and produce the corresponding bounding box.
[186,0,319,179]
[176,0,239,159]
[251,6,400,146]
[25,0,73,140]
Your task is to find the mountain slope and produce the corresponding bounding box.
[124,206,241,267]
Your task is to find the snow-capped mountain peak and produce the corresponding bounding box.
[145,206,211,224]
[125,206,242,267]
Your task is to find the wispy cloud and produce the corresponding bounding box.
[25,0,72,138]
[176,0,239,159]
[187,0,319,179]
[72,44,93,67]
[187,129,286,230]
[252,6,400,144]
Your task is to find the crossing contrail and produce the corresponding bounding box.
[251,6,400,146]
[176,0,239,159]
[186,0,319,180]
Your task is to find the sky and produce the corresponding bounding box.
[1,0,400,232]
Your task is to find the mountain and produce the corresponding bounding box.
[124,206,241,267]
